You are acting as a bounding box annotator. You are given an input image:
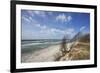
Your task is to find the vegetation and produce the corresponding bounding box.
[56,33,90,61]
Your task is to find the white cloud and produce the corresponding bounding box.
[22,15,75,39]
[26,10,46,18]
[33,11,46,17]
[34,11,41,15]
[36,24,74,35]
[63,28,74,35]
[27,11,34,17]
[35,24,62,35]
[35,24,47,30]
[67,16,72,22]
[50,28,58,32]
[80,26,86,31]
[37,24,75,39]
[56,13,67,22]
[22,14,36,24]
[35,24,41,27]
[41,25,47,29]
[56,14,72,22]
[50,28,62,34]
[22,16,31,23]
[29,16,33,21]
[62,28,76,39]
[48,12,53,15]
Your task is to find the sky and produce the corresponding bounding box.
[21,10,90,40]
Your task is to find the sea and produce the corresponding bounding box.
[21,39,61,54]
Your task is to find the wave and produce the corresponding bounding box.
[22,42,43,47]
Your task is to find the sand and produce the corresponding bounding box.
[21,44,62,62]
[21,42,90,63]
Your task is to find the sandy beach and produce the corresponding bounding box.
[21,44,62,62]
[21,41,90,63]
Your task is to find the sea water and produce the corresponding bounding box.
[21,39,61,54]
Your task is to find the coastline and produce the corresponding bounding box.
[21,41,90,63]
[21,44,62,63]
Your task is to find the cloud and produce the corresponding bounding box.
[35,23,75,35]
[48,12,53,15]
[52,28,76,39]
[67,16,72,22]
[80,26,86,31]
[34,24,63,35]
[35,24,47,30]
[35,24,41,27]
[29,16,33,22]
[25,10,46,20]
[50,28,63,34]
[22,16,31,23]
[22,13,35,24]
[61,28,75,39]
[64,28,74,34]
[41,25,47,29]
[33,11,46,17]
[36,24,75,39]
[27,11,34,17]
[22,18,76,39]
[56,14,72,22]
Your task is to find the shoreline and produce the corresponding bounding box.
[21,44,61,63]
[21,42,90,63]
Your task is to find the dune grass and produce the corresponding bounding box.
[59,42,90,61]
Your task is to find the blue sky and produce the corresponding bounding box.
[21,10,90,40]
